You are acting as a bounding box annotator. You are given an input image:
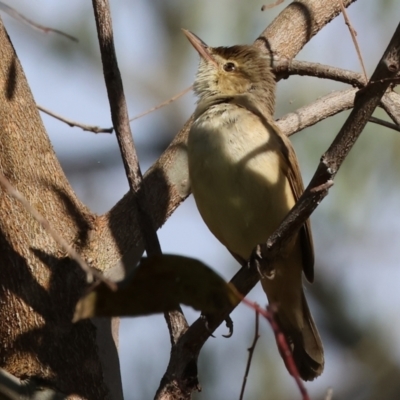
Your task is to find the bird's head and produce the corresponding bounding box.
[183,29,276,111]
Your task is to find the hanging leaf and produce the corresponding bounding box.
[73,254,241,321]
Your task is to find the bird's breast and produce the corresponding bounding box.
[188,103,295,259]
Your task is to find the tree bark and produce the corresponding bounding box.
[0,18,112,399]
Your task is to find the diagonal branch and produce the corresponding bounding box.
[0,2,77,42]
[38,104,114,134]
[265,21,400,256]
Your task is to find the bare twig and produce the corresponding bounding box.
[261,0,284,11]
[38,105,113,134]
[38,85,191,133]
[0,172,116,289]
[0,2,77,42]
[273,59,365,88]
[91,0,188,366]
[241,300,310,400]
[369,116,400,132]
[92,0,161,256]
[239,310,260,400]
[339,0,367,81]
[129,86,192,122]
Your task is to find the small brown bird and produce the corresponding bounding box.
[183,30,324,381]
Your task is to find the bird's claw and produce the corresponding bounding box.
[222,316,234,338]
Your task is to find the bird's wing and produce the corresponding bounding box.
[277,130,315,282]
[229,94,315,282]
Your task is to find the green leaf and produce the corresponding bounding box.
[73,254,241,321]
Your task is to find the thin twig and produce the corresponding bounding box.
[92,0,161,256]
[239,310,260,400]
[39,86,191,134]
[129,86,192,122]
[261,0,284,11]
[241,300,310,400]
[91,0,188,351]
[369,116,400,132]
[0,2,78,42]
[339,0,367,82]
[273,59,366,88]
[0,172,116,290]
[37,105,113,134]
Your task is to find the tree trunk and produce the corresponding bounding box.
[0,17,112,399]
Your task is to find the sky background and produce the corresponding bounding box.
[2,1,400,399]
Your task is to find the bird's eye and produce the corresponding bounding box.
[223,62,236,72]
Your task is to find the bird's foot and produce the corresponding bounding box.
[249,244,275,279]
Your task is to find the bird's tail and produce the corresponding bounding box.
[285,292,324,381]
[261,272,324,381]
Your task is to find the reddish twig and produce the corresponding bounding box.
[239,310,260,400]
[241,299,310,400]
[129,86,192,123]
[0,2,78,42]
[0,172,116,290]
[339,0,367,82]
[37,105,113,134]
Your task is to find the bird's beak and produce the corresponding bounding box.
[182,29,218,67]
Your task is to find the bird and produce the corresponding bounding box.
[183,29,324,381]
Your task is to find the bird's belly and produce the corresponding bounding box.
[189,112,295,260]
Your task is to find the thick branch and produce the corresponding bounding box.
[277,88,357,136]
[255,0,358,57]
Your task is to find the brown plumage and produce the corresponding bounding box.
[184,29,324,381]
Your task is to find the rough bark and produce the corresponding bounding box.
[0,18,111,400]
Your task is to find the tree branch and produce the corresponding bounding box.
[264,21,400,264]
[91,0,188,354]
[277,88,357,136]
[37,104,113,134]
[91,0,161,256]
[273,59,366,87]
